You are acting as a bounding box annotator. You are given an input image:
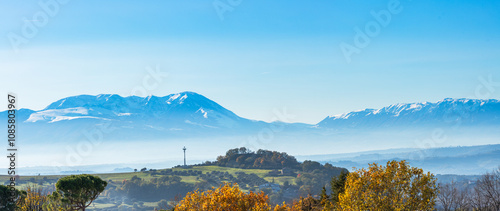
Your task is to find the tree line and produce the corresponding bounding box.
[0,174,107,211]
[2,148,498,211]
[166,160,440,210]
[437,167,500,211]
[164,160,500,211]
[212,147,301,170]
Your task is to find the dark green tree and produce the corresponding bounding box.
[0,184,24,210]
[301,160,322,172]
[55,174,107,211]
[330,170,349,204]
[319,186,332,209]
[43,191,72,211]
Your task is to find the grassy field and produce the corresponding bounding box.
[0,165,297,210]
[0,165,296,187]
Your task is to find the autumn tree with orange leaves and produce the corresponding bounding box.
[174,182,288,211]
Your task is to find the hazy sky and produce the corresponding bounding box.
[1,0,499,124]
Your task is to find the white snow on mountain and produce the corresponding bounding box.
[179,94,188,104]
[22,92,249,134]
[197,108,208,118]
[167,93,181,102]
[319,98,500,127]
[26,107,89,123]
[49,116,106,123]
[16,92,500,134]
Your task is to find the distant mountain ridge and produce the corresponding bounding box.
[1,92,499,144]
[36,92,246,126]
[3,92,266,143]
[20,92,259,133]
[1,92,499,172]
[15,93,500,127]
[317,98,500,128]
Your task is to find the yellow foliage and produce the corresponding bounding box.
[17,185,48,211]
[175,182,294,211]
[273,202,289,211]
[338,160,437,211]
[287,196,325,211]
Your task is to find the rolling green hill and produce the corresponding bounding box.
[1,148,348,210]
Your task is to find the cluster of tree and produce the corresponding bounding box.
[0,174,107,211]
[215,148,347,171]
[196,170,267,188]
[437,167,500,211]
[203,149,349,205]
[0,184,24,210]
[278,160,437,210]
[149,169,203,177]
[170,182,287,211]
[338,160,437,210]
[3,177,59,187]
[115,175,194,202]
[162,160,439,211]
[296,161,348,196]
[214,147,301,169]
[17,177,58,187]
[235,172,269,187]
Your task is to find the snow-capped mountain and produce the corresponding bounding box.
[28,92,248,128]
[2,93,500,145]
[2,93,500,172]
[6,92,268,143]
[317,98,500,128]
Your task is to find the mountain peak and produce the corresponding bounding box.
[319,98,500,128]
[44,92,207,110]
[29,91,246,128]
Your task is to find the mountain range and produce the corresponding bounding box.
[5,92,500,136]
[318,98,500,128]
[4,92,265,143]
[1,92,499,172]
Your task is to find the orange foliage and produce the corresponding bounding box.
[287,196,325,211]
[18,185,48,211]
[339,160,437,211]
[175,183,291,211]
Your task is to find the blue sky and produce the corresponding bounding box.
[1,0,499,124]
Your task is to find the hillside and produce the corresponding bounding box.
[0,149,348,210]
[1,166,280,210]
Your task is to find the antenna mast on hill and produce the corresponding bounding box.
[183,146,187,167]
